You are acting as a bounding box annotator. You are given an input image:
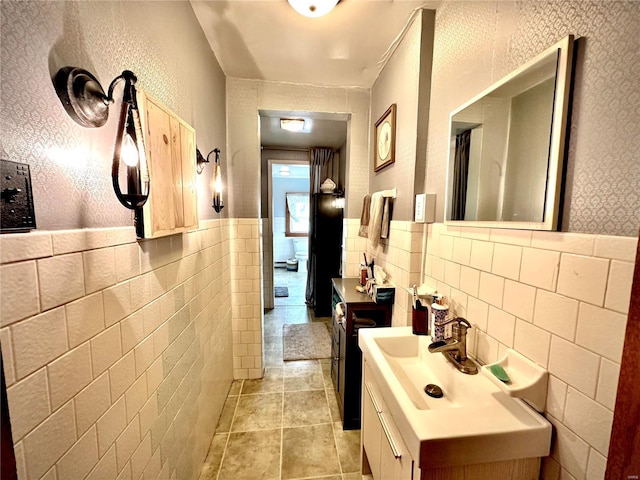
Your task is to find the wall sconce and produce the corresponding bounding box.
[211,148,224,213]
[200,148,224,213]
[195,148,209,174]
[54,67,150,230]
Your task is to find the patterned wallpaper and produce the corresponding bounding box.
[2,1,637,236]
[426,0,640,237]
[227,78,371,219]
[370,11,423,221]
[0,1,226,230]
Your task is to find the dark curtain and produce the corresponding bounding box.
[306,147,336,307]
[451,130,472,221]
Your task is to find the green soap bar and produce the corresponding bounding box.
[490,364,511,383]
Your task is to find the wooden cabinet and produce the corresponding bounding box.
[362,361,415,480]
[331,278,392,430]
[310,193,343,317]
[137,90,198,238]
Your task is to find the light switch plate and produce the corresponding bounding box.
[1,159,36,233]
[415,194,426,223]
[415,193,436,224]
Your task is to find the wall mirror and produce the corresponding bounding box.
[445,35,574,230]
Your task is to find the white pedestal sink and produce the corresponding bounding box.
[359,327,551,474]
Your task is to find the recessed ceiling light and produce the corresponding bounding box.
[287,0,339,18]
[280,118,310,133]
[279,166,291,176]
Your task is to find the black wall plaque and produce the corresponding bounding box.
[1,159,36,233]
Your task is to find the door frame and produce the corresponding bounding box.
[605,235,640,478]
[266,158,309,307]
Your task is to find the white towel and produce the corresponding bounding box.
[368,192,384,248]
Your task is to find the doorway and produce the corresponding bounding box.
[269,161,310,308]
[259,110,348,368]
[259,110,348,311]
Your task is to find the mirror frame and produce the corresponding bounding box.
[444,35,575,231]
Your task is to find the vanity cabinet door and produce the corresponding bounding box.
[179,122,197,230]
[138,90,198,238]
[362,382,382,480]
[143,96,176,235]
[379,413,412,480]
[363,363,414,480]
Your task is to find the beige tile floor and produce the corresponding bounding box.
[200,269,366,480]
[273,265,308,307]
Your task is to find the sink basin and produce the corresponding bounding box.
[374,335,490,411]
[359,327,551,469]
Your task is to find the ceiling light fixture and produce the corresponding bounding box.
[279,166,291,176]
[280,118,307,132]
[287,0,339,18]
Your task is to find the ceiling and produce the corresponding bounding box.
[271,164,310,179]
[260,110,348,149]
[190,1,439,149]
[190,0,438,88]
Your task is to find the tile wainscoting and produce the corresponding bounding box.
[344,217,637,478]
[423,223,636,480]
[0,220,236,479]
[229,219,264,380]
[343,218,425,327]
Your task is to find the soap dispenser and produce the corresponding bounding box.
[431,294,448,343]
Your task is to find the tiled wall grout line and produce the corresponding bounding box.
[2,221,235,479]
[423,223,635,478]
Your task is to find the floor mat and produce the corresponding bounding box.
[283,323,331,361]
[275,286,289,297]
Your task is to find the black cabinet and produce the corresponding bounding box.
[331,278,392,430]
[309,193,343,317]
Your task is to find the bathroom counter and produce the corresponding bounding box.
[331,277,376,304]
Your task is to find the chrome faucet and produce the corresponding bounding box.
[428,317,478,375]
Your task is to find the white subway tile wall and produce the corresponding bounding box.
[342,218,425,326]
[229,219,264,379]
[423,223,637,479]
[0,261,41,326]
[0,220,234,480]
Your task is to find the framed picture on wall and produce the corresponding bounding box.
[374,103,396,172]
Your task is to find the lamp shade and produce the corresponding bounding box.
[287,0,339,18]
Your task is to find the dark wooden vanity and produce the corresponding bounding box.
[331,278,392,430]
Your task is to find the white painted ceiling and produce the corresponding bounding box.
[190,0,439,148]
[190,0,437,88]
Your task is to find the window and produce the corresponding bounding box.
[285,192,309,236]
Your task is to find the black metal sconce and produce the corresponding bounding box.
[211,148,224,213]
[54,67,150,232]
[196,148,224,212]
[195,148,209,175]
